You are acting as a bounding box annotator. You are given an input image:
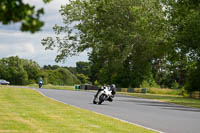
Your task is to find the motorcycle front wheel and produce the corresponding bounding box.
[39,84,42,88]
[93,96,97,104]
[98,94,105,104]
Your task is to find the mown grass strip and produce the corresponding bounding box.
[28,84,74,90]
[0,86,156,133]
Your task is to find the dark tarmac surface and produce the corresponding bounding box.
[37,88,200,133]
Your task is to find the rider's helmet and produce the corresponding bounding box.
[111,84,116,88]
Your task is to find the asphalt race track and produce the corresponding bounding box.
[37,88,200,133]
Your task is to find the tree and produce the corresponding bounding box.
[162,0,200,91]
[0,56,28,85]
[0,56,82,85]
[76,73,89,84]
[185,62,200,92]
[43,65,60,70]
[0,0,52,33]
[43,68,80,85]
[42,0,168,87]
[76,61,90,76]
[22,59,41,84]
[65,66,77,75]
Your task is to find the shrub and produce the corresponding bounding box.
[76,74,89,84]
[94,80,100,86]
[140,80,160,88]
[147,88,181,95]
[151,80,160,88]
[171,80,179,89]
[140,80,150,88]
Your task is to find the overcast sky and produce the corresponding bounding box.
[0,0,88,67]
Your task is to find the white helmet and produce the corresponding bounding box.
[111,84,116,88]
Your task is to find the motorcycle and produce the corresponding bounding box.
[93,86,114,104]
[38,80,43,88]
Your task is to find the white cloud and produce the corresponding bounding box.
[0,0,88,67]
[0,29,88,67]
[0,43,34,57]
[24,44,35,54]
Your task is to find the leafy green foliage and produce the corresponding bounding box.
[76,61,90,76]
[140,80,160,89]
[140,80,151,88]
[185,63,200,92]
[0,0,52,33]
[0,56,80,85]
[42,68,80,85]
[42,0,167,87]
[42,0,200,92]
[0,56,39,85]
[162,0,200,92]
[76,73,88,84]
[171,80,179,90]
[43,65,60,70]
[23,59,41,84]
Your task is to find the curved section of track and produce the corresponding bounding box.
[37,88,200,133]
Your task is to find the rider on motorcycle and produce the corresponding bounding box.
[38,78,43,88]
[110,84,116,97]
[95,84,116,101]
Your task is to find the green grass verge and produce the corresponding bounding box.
[118,92,200,108]
[27,84,75,90]
[0,86,155,133]
[147,88,181,95]
[125,88,181,95]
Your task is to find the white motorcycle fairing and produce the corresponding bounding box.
[93,87,113,104]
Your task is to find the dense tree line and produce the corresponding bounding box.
[0,56,40,85]
[0,56,80,85]
[42,0,200,93]
[65,61,90,84]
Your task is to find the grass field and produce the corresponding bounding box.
[0,85,155,133]
[27,84,75,90]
